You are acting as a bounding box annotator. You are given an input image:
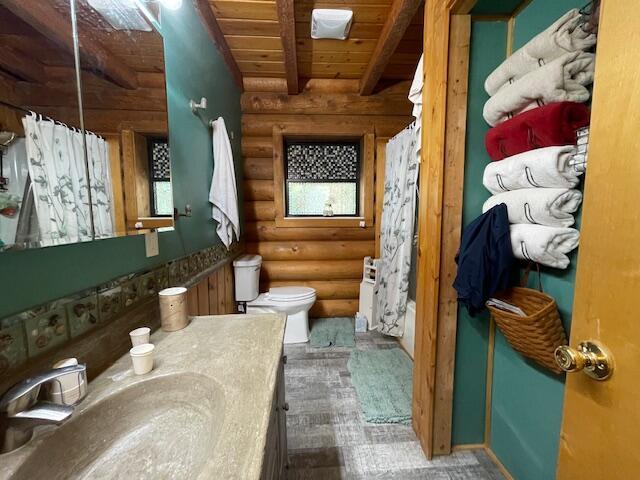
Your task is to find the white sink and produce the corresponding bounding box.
[10,374,223,480]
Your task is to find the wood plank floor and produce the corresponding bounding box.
[283,330,505,479]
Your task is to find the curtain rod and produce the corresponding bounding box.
[0,99,104,139]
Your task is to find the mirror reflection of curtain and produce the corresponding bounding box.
[376,125,420,337]
[22,114,92,246]
[0,138,33,246]
[85,132,114,239]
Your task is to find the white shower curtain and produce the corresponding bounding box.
[376,124,420,337]
[22,113,92,246]
[85,132,115,239]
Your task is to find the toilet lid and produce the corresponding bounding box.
[267,286,316,301]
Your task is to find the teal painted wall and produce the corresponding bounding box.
[0,1,242,319]
[489,2,584,479]
[453,1,585,479]
[471,0,522,16]
[452,20,507,446]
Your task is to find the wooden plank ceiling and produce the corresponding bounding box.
[208,0,423,90]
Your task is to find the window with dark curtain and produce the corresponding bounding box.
[284,139,360,217]
[148,138,172,216]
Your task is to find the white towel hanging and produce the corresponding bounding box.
[209,117,239,249]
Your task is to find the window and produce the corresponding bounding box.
[284,140,360,217]
[148,138,173,216]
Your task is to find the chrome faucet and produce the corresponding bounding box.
[0,363,87,454]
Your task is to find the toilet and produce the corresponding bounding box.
[233,254,316,344]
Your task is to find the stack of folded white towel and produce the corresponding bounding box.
[482,147,581,269]
[478,9,596,269]
[483,9,596,126]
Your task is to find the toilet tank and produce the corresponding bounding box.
[233,254,262,301]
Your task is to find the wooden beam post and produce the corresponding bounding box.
[192,0,243,90]
[359,0,423,96]
[2,0,138,90]
[432,14,471,455]
[412,0,452,459]
[276,0,298,95]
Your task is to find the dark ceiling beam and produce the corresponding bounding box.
[359,0,423,95]
[193,0,243,90]
[2,0,138,90]
[276,0,298,95]
[0,45,44,83]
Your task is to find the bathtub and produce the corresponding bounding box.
[399,299,416,359]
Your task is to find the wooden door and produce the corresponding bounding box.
[556,1,640,477]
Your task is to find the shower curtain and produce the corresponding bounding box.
[22,114,93,246]
[85,132,115,239]
[376,124,420,337]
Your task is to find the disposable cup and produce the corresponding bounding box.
[129,327,151,347]
[129,343,155,375]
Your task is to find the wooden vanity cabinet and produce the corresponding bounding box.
[260,353,288,480]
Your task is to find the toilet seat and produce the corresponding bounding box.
[267,286,316,302]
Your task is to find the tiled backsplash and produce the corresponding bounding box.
[0,243,241,378]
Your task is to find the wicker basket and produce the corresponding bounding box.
[487,268,568,374]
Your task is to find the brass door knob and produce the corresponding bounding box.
[554,340,614,380]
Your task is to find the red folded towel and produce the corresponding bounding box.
[485,102,591,161]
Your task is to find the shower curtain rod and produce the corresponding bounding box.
[0,99,103,139]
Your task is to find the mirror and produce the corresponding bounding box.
[0,0,173,252]
[0,1,88,250]
[75,0,173,238]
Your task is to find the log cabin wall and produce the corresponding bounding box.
[241,78,413,317]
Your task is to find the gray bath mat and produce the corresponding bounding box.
[309,317,356,348]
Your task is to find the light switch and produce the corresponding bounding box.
[145,230,159,257]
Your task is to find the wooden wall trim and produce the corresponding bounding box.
[412,0,474,459]
[432,14,471,456]
[186,263,236,316]
[375,138,388,257]
[412,0,452,459]
[106,135,126,235]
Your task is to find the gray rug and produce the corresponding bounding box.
[347,347,413,424]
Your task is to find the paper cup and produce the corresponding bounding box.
[129,327,151,346]
[130,343,155,375]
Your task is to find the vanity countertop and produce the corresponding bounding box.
[1,313,286,480]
